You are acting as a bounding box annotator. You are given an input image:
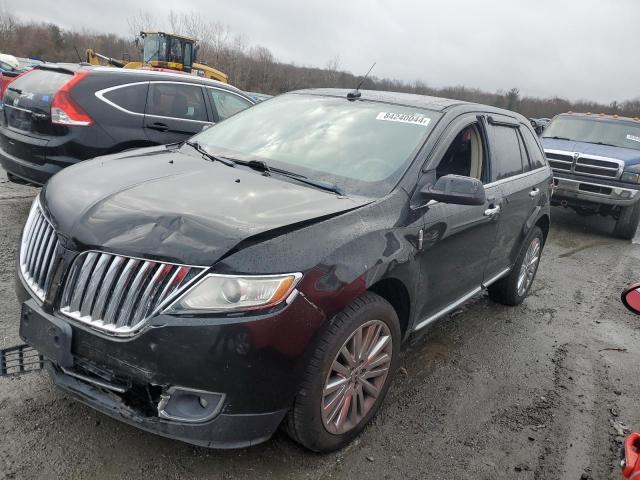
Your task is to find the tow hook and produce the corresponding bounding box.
[622,433,640,479]
[0,344,44,377]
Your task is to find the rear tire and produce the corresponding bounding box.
[6,172,29,185]
[613,202,640,240]
[488,226,544,306]
[285,292,400,452]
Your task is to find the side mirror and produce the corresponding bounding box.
[622,283,640,315]
[421,175,486,206]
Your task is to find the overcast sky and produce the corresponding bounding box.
[6,0,639,103]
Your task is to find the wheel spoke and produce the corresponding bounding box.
[362,366,389,380]
[361,378,380,398]
[352,328,363,362]
[336,391,352,429]
[324,376,348,396]
[340,345,356,368]
[332,357,351,377]
[367,335,391,361]
[365,352,391,370]
[361,323,380,361]
[356,383,365,417]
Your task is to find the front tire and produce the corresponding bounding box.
[488,226,544,306]
[285,292,400,452]
[613,202,640,240]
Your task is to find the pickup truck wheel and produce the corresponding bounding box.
[613,202,640,240]
[285,292,400,452]
[488,226,543,306]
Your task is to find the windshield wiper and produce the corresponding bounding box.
[227,157,345,196]
[186,141,236,167]
[542,135,573,141]
[583,141,618,148]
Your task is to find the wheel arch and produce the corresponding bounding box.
[368,277,411,339]
[535,213,550,244]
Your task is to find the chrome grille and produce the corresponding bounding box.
[60,252,204,335]
[19,202,60,301]
[545,149,623,179]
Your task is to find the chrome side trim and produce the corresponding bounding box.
[482,267,511,287]
[95,80,254,120]
[414,286,482,331]
[484,166,549,188]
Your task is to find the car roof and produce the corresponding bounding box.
[556,112,640,124]
[90,66,237,89]
[290,88,528,120]
[32,64,252,101]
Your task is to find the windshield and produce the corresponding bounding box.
[543,116,640,152]
[143,34,167,63]
[190,93,439,196]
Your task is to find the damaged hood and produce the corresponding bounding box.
[43,146,372,266]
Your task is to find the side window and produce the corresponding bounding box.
[207,89,252,121]
[147,83,207,121]
[435,124,485,182]
[516,130,530,172]
[521,127,547,169]
[490,125,524,181]
[103,83,148,114]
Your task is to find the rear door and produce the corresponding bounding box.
[485,116,544,276]
[143,82,210,144]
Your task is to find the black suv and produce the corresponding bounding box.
[0,65,254,185]
[15,89,552,452]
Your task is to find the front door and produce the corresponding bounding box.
[415,115,502,327]
[143,82,211,144]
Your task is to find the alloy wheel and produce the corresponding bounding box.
[321,319,393,435]
[517,237,541,297]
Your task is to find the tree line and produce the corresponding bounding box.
[0,8,638,119]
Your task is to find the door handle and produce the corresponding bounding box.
[147,122,169,132]
[529,188,540,198]
[484,205,501,217]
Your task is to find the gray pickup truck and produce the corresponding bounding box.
[542,113,640,239]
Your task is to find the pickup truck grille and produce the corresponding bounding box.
[60,252,204,335]
[545,150,623,179]
[19,202,60,301]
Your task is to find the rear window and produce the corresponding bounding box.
[490,125,524,181]
[10,69,70,98]
[102,83,148,114]
[521,127,547,169]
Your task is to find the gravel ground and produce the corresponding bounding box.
[1,166,640,479]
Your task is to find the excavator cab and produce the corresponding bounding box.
[86,31,229,83]
[140,32,194,72]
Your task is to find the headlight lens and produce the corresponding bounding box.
[621,172,640,184]
[165,273,302,313]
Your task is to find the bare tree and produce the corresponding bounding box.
[127,9,155,40]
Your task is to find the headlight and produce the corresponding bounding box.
[164,273,302,313]
[621,172,640,184]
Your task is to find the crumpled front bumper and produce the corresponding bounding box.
[552,175,640,207]
[46,363,288,448]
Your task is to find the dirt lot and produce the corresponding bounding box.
[1,166,640,480]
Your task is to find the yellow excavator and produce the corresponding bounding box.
[86,31,228,83]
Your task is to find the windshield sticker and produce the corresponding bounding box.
[627,134,640,143]
[376,112,431,126]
